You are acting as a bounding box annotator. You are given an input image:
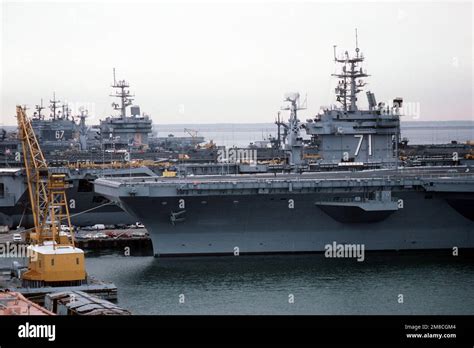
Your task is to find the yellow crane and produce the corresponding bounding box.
[16,106,86,285]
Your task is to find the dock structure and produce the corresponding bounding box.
[0,291,55,315]
[0,268,118,305]
[44,290,130,315]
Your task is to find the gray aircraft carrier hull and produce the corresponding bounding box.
[95,168,474,256]
[119,192,473,256]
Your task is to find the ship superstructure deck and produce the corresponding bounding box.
[96,166,474,195]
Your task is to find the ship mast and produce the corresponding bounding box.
[275,111,284,149]
[110,68,134,119]
[79,107,88,129]
[61,102,71,120]
[332,28,368,112]
[78,107,88,151]
[49,92,61,120]
[281,93,306,166]
[34,99,45,120]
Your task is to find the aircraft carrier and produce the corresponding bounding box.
[94,39,474,256]
[0,166,157,228]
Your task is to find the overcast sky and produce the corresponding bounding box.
[1,1,472,125]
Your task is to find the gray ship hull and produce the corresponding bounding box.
[116,187,474,256]
[0,167,156,228]
[0,200,135,228]
[0,186,136,228]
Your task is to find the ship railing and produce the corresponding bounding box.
[394,167,473,178]
[105,168,474,189]
[315,196,398,203]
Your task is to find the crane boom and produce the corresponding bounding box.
[184,128,198,138]
[17,105,49,242]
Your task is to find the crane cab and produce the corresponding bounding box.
[22,242,86,283]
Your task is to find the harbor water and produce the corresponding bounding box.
[84,252,474,315]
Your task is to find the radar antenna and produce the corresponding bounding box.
[61,102,71,120]
[49,92,61,120]
[110,68,134,119]
[355,28,359,58]
[34,99,45,120]
[332,29,368,112]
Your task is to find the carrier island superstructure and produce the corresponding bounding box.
[281,36,401,170]
[91,40,474,256]
[99,68,152,152]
